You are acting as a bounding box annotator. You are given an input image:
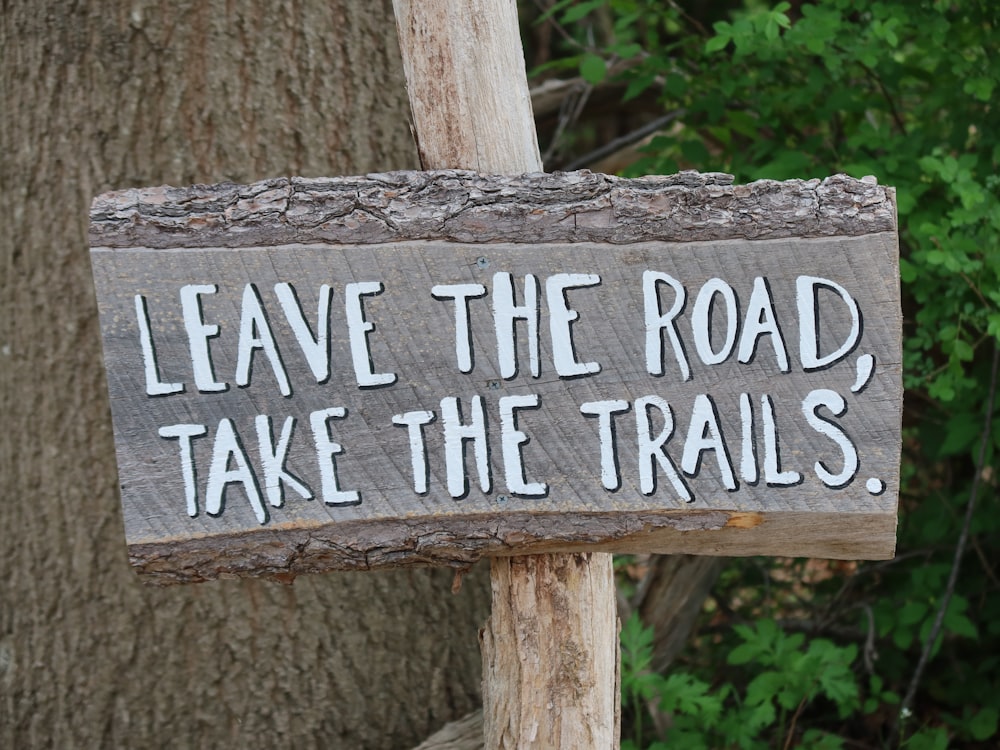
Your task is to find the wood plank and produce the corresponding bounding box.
[90,172,901,583]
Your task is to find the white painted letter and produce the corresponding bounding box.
[432,283,487,373]
[738,277,789,372]
[692,278,738,366]
[761,395,802,486]
[180,284,227,392]
[802,389,858,488]
[392,410,436,494]
[345,281,397,388]
[681,394,737,490]
[255,415,312,507]
[739,393,758,485]
[635,395,692,501]
[310,407,361,505]
[643,271,690,381]
[797,276,862,371]
[493,273,539,379]
[158,423,207,517]
[135,295,184,396]
[546,274,602,378]
[441,396,491,498]
[236,284,291,397]
[205,418,266,524]
[580,399,630,491]
[275,282,332,383]
[499,394,547,497]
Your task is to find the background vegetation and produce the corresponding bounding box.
[520,1,1000,747]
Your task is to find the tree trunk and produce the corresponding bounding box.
[636,555,726,673]
[0,2,489,748]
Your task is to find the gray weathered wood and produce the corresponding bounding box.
[392,0,541,174]
[90,172,901,584]
[481,553,619,748]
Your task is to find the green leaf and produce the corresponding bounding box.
[899,600,928,626]
[623,72,655,101]
[664,72,687,99]
[560,0,604,24]
[969,707,999,741]
[952,338,974,362]
[944,610,978,639]
[746,671,784,706]
[579,53,607,85]
[727,643,759,666]
[705,34,730,53]
[904,726,949,750]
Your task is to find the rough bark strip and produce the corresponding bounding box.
[127,511,896,585]
[90,170,896,248]
[481,554,620,749]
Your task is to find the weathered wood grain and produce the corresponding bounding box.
[90,173,901,584]
[413,710,484,750]
[481,553,619,749]
[392,0,541,174]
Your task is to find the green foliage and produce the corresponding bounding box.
[620,614,862,749]
[530,0,1000,746]
[615,0,1000,411]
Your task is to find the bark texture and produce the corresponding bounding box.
[0,2,490,748]
[636,555,727,673]
[90,170,897,248]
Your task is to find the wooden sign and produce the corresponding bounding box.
[90,170,901,583]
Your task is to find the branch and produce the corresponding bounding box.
[562,109,686,171]
[894,344,1000,743]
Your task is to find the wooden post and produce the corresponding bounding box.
[392,2,620,747]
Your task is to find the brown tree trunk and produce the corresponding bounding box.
[0,2,489,748]
[636,555,726,673]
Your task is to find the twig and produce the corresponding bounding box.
[894,343,1000,744]
[541,80,594,165]
[667,0,711,38]
[536,3,588,52]
[971,534,1000,589]
[783,696,810,750]
[861,604,877,674]
[562,109,686,171]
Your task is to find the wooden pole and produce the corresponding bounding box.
[392,2,620,747]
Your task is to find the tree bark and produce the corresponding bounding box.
[635,555,727,673]
[0,2,489,748]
